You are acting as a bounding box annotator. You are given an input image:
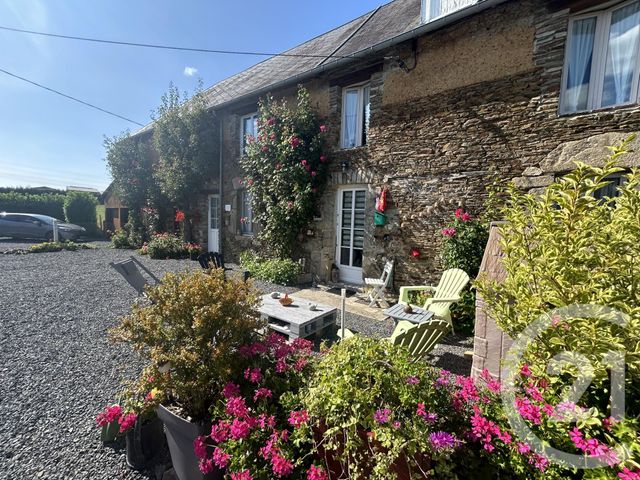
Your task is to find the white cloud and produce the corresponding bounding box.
[183,66,198,77]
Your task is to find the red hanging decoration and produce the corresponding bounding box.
[410,247,420,258]
[375,186,388,213]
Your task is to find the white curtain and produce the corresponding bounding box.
[429,0,441,20]
[603,1,640,107]
[343,90,358,148]
[566,17,597,112]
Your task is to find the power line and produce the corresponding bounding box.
[0,67,144,126]
[0,25,354,59]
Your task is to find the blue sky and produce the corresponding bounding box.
[0,0,382,190]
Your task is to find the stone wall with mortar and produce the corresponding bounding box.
[192,0,640,285]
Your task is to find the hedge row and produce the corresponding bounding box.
[0,192,66,219]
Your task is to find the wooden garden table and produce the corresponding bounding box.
[258,294,337,340]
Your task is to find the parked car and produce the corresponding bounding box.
[0,213,86,241]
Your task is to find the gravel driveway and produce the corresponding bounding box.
[0,244,199,480]
[0,242,471,479]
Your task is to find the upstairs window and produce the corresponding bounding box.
[422,0,478,23]
[341,83,370,149]
[561,0,640,114]
[240,113,258,155]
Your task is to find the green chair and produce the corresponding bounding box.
[398,268,470,332]
[338,319,451,360]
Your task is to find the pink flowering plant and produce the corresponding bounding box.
[195,333,318,478]
[292,337,491,480]
[240,86,330,258]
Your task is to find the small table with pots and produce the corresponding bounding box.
[258,294,338,340]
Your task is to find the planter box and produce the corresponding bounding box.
[157,405,222,480]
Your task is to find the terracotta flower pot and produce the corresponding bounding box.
[156,405,222,480]
[125,416,165,470]
[313,425,431,480]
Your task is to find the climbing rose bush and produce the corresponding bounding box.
[240,86,329,258]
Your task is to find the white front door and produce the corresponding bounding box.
[336,188,366,284]
[208,194,220,253]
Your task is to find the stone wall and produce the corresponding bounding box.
[193,0,640,285]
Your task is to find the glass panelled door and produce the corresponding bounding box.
[336,188,366,284]
[208,194,220,253]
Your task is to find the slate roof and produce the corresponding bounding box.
[202,0,421,109]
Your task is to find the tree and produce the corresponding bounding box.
[104,131,156,238]
[152,82,218,241]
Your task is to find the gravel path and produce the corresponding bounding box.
[0,245,199,480]
[0,242,471,479]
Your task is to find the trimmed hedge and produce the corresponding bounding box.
[63,192,98,235]
[0,192,65,219]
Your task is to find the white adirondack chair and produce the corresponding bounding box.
[365,260,394,307]
[398,268,470,332]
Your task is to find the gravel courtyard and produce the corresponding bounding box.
[0,241,471,479]
[0,243,201,480]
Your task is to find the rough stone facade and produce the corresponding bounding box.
[191,0,640,287]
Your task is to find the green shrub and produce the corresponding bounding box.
[63,192,98,233]
[146,232,188,259]
[110,229,131,249]
[28,241,93,253]
[0,192,65,218]
[109,269,264,421]
[439,208,489,334]
[240,250,302,285]
[294,337,496,480]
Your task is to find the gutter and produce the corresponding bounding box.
[210,0,509,111]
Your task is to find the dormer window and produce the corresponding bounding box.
[560,0,640,114]
[422,0,478,23]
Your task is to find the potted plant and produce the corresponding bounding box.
[110,269,264,480]
[194,333,317,478]
[96,368,166,470]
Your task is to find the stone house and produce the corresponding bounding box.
[134,0,640,287]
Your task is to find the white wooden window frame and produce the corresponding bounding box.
[340,83,370,149]
[560,0,640,114]
[240,112,259,155]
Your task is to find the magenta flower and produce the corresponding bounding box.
[520,364,532,377]
[301,159,308,166]
[286,201,294,210]
[417,403,438,422]
[374,408,391,424]
[455,208,463,218]
[311,171,317,177]
[267,117,276,126]
[210,420,230,443]
[118,412,137,433]
[307,465,328,480]
[222,382,241,399]
[230,419,251,440]
[96,405,122,427]
[244,367,263,384]
[213,447,231,468]
[442,227,457,237]
[193,436,207,459]
[253,388,273,402]
[619,468,640,480]
[289,137,300,148]
[231,471,254,480]
[319,155,327,162]
[392,420,401,429]
[226,396,249,418]
[288,409,309,428]
[429,431,459,451]
[461,212,471,221]
[271,454,294,477]
[199,458,216,474]
[517,442,531,454]
[406,376,420,385]
[319,125,328,133]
